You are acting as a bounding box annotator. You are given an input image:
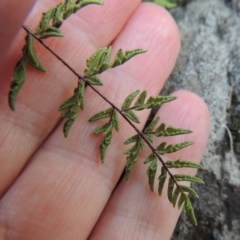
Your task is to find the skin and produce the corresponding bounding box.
[0,0,210,239]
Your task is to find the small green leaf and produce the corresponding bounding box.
[166,160,203,169]
[58,95,76,111]
[144,96,177,109]
[100,130,112,163]
[62,105,79,137]
[26,35,46,72]
[52,2,64,27]
[174,174,204,184]
[86,75,103,86]
[145,134,154,143]
[134,90,147,110]
[164,141,194,154]
[184,197,197,226]
[121,90,140,110]
[178,193,186,209]
[125,153,138,181]
[158,166,167,196]
[155,124,192,137]
[85,47,112,75]
[124,135,139,145]
[156,142,167,154]
[147,158,157,191]
[89,108,113,122]
[39,26,64,39]
[124,110,140,123]
[112,49,147,68]
[36,8,55,34]
[154,0,177,8]
[9,55,28,111]
[180,185,199,198]
[92,122,112,134]
[124,145,138,155]
[144,153,156,164]
[63,0,75,19]
[144,117,160,134]
[168,177,175,203]
[172,187,181,207]
[112,110,120,132]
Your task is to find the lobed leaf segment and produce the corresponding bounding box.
[9,0,204,226]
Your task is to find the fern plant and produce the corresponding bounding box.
[8,0,203,226]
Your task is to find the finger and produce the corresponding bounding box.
[0,0,36,62]
[0,0,141,196]
[89,90,210,240]
[0,3,180,240]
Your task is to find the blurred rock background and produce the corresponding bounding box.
[144,0,240,239]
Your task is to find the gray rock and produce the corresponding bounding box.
[156,0,240,239]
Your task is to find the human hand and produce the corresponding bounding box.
[0,0,210,239]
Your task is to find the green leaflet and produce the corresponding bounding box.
[157,141,194,155]
[124,135,139,145]
[178,193,186,210]
[100,130,112,163]
[154,0,178,8]
[174,174,204,184]
[158,166,167,196]
[144,117,160,134]
[52,3,64,27]
[26,35,46,72]
[143,95,176,109]
[63,0,75,19]
[155,123,192,137]
[184,197,197,226]
[112,110,120,132]
[89,108,113,122]
[8,56,28,111]
[92,122,111,134]
[172,187,181,207]
[134,90,147,110]
[59,81,85,137]
[112,49,147,68]
[90,108,119,161]
[125,136,143,181]
[168,177,175,203]
[146,158,157,191]
[144,152,156,164]
[166,160,203,169]
[121,90,140,110]
[124,110,140,123]
[36,8,55,34]
[86,75,103,86]
[85,47,112,75]
[9,34,46,110]
[39,26,64,39]
[62,105,79,137]
[179,185,199,198]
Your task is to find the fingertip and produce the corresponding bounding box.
[0,0,36,62]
